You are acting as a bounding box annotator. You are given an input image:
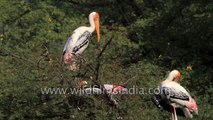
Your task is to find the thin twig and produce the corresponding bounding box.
[94,37,118,106]
[95,37,113,82]
[97,37,113,60]
[122,76,136,86]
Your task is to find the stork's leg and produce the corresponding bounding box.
[173,105,177,120]
[171,104,177,120]
[171,106,174,120]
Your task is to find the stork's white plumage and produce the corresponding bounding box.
[62,12,100,69]
[159,70,198,120]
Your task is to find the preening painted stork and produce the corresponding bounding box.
[62,12,100,70]
[151,70,198,120]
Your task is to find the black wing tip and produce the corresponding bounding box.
[63,51,66,56]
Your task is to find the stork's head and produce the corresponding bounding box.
[167,70,181,82]
[76,80,88,88]
[187,98,198,115]
[89,12,100,43]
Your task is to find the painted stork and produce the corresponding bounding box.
[77,81,127,95]
[151,70,198,120]
[76,81,128,105]
[62,12,100,70]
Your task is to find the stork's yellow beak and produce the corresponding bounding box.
[94,13,100,43]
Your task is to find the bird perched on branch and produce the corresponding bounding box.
[76,81,127,95]
[151,70,198,120]
[62,12,100,70]
[76,81,128,105]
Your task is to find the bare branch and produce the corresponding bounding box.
[122,76,136,86]
[66,0,79,5]
[63,0,112,7]
[95,37,113,81]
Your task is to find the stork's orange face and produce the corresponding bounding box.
[174,71,181,82]
[94,12,100,43]
[77,81,88,88]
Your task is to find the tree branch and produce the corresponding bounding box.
[64,0,112,7]
[95,37,113,81]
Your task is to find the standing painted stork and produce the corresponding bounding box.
[62,12,100,70]
[151,70,198,120]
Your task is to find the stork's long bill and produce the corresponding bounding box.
[94,13,100,43]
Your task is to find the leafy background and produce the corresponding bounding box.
[0,0,212,119]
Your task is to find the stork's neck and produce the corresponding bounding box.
[164,74,175,82]
[88,16,95,32]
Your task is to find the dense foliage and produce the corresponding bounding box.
[0,0,212,119]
